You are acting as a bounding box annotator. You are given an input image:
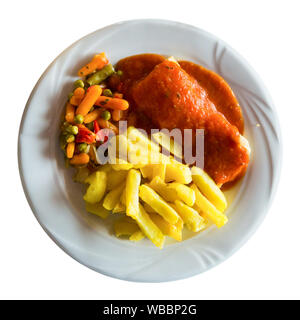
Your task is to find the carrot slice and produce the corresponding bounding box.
[98,118,119,134]
[70,153,90,165]
[94,96,129,110]
[66,142,75,158]
[112,109,122,121]
[65,103,75,123]
[78,53,109,77]
[83,109,102,124]
[76,85,102,116]
[70,87,86,106]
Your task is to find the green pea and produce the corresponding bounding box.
[70,126,79,135]
[68,92,74,100]
[78,143,88,153]
[74,79,85,89]
[74,114,84,124]
[103,89,113,97]
[66,134,75,143]
[101,110,111,121]
[117,70,123,76]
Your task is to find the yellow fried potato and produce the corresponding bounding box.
[73,166,90,184]
[112,201,126,214]
[168,182,195,206]
[111,159,134,171]
[174,200,206,232]
[149,212,183,241]
[103,182,125,210]
[140,165,154,179]
[125,169,141,218]
[143,203,157,214]
[139,184,180,224]
[165,159,192,184]
[191,166,227,212]
[152,163,167,181]
[97,164,112,173]
[148,176,177,202]
[85,201,109,219]
[127,126,160,153]
[120,188,126,206]
[129,231,145,242]
[149,176,195,206]
[152,131,183,159]
[114,217,140,237]
[191,184,228,228]
[83,171,107,204]
[127,203,165,248]
[107,169,128,190]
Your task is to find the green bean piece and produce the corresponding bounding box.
[86,64,115,86]
[74,79,85,89]
[78,143,88,153]
[101,110,111,121]
[60,135,67,150]
[103,89,113,97]
[74,114,84,124]
[66,134,75,143]
[86,122,94,131]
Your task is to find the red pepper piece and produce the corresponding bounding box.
[75,126,96,144]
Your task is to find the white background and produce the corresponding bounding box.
[1,0,299,300]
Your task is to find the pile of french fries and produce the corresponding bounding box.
[73,127,228,249]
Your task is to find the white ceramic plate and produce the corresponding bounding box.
[18,19,282,282]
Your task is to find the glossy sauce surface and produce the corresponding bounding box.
[111,54,249,185]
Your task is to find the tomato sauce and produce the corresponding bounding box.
[112,54,249,186]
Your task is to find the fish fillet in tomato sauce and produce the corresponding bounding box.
[114,55,250,186]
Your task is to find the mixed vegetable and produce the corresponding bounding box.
[60,52,128,167]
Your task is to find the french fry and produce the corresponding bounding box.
[191,166,227,212]
[168,182,195,207]
[83,171,107,204]
[191,184,228,228]
[139,185,180,224]
[97,164,112,173]
[107,169,128,190]
[103,182,125,210]
[125,169,141,218]
[152,131,183,159]
[129,231,145,242]
[140,165,154,179]
[73,166,91,184]
[111,160,134,171]
[85,200,109,219]
[112,201,126,214]
[114,217,140,237]
[149,176,195,206]
[120,188,126,206]
[148,176,177,202]
[149,212,183,241]
[128,203,165,248]
[127,126,160,153]
[165,159,192,184]
[174,200,206,232]
[152,163,167,181]
[143,203,157,214]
